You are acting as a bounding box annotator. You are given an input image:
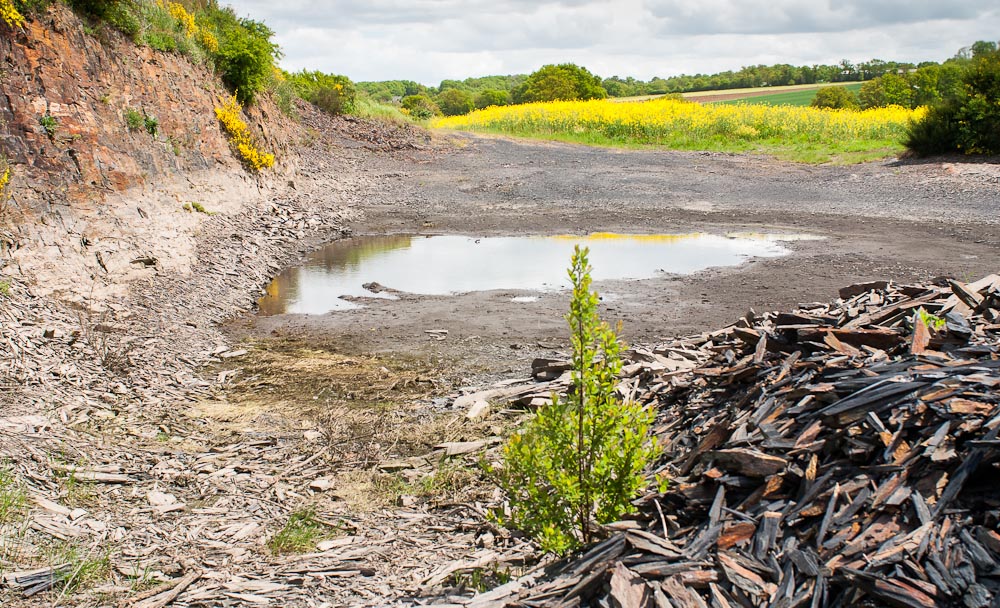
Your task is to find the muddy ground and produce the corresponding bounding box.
[235,134,1000,385]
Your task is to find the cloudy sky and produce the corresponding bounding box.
[224,0,1000,85]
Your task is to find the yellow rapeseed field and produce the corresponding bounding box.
[434,97,926,162]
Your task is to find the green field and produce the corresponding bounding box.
[716,82,863,106]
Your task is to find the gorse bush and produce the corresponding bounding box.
[489,246,660,554]
[0,155,12,214]
[215,94,275,170]
[0,0,25,27]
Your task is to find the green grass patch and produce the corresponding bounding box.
[350,97,412,124]
[716,83,863,107]
[0,465,28,524]
[267,508,335,555]
[439,127,905,164]
[42,543,112,595]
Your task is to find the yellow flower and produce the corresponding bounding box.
[0,0,26,28]
[215,95,275,172]
[167,1,198,38]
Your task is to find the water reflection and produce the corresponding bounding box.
[258,233,795,315]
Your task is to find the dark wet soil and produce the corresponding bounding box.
[227,134,1000,384]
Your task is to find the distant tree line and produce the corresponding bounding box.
[348,48,996,118]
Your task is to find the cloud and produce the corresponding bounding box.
[646,0,989,35]
[222,0,1000,84]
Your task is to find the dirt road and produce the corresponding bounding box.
[237,134,1000,381]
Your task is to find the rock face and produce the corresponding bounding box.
[0,5,298,300]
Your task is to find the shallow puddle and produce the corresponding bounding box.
[258,233,800,315]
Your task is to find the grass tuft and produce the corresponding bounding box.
[267,508,333,555]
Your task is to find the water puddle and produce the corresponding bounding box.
[258,232,804,315]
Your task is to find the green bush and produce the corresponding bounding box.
[286,70,356,115]
[810,85,858,109]
[489,246,660,555]
[906,49,1000,155]
[212,14,280,105]
[125,107,144,131]
[143,113,158,136]
[436,88,474,116]
[39,113,57,137]
[401,94,440,119]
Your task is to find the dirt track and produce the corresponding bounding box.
[236,134,1000,382]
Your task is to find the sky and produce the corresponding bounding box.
[223,0,1000,86]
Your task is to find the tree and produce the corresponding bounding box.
[906,47,1000,155]
[811,86,858,109]
[490,246,660,554]
[971,40,999,58]
[474,89,509,109]
[512,64,607,104]
[858,73,913,108]
[436,88,474,116]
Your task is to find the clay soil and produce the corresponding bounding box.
[235,134,1000,385]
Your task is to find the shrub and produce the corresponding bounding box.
[287,70,356,115]
[811,85,859,109]
[125,107,144,131]
[212,14,280,105]
[39,113,58,137]
[436,88,475,116]
[215,93,275,170]
[143,114,158,136]
[401,94,440,119]
[489,246,660,554]
[906,49,1000,155]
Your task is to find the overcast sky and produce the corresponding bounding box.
[223,0,1000,85]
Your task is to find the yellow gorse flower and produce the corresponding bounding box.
[0,167,11,195]
[156,0,198,38]
[215,95,275,171]
[0,0,26,28]
[435,97,925,149]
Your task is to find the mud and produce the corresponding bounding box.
[230,134,1000,384]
